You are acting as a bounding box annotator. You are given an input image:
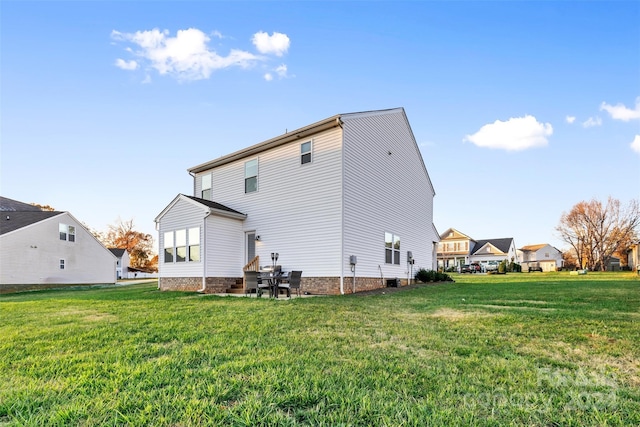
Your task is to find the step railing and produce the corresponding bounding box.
[242,256,260,292]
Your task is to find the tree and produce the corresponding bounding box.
[101,218,156,270]
[31,203,56,211]
[556,197,640,271]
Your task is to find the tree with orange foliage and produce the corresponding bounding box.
[556,197,639,271]
[102,218,156,270]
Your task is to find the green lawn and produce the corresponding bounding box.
[1,272,638,426]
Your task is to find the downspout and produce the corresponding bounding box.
[198,211,211,292]
[189,171,196,197]
[339,116,345,295]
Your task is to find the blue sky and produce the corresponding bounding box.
[2,1,639,253]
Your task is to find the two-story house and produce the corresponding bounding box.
[437,228,518,271]
[155,108,439,295]
[1,196,117,292]
[518,244,564,272]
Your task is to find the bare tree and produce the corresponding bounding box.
[556,197,640,270]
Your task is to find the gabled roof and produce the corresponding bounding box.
[0,196,44,212]
[439,227,475,241]
[183,195,246,216]
[519,244,548,252]
[109,248,127,258]
[187,108,406,174]
[0,211,63,235]
[155,194,247,223]
[471,238,514,255]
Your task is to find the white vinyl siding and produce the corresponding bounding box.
[207,126,343,277]
[342,109,437,279]
[0,212,116,285]
[157,199,204,278]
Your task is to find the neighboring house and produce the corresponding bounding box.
[436,228,474,270]
[436,228,518,271]
[628,241,640,272]
[469,238,518,266]
[518,243,564,272]
[0,196,117,292]
[109,248,130,279]
[155,108,439,295]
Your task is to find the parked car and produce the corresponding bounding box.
[485,261,499,272]
[461,264,473,273]
[470,263,482,273]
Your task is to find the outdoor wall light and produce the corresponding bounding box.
[255,235,261,241]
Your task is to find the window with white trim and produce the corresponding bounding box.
[188,227,200,262]
[201,174,212,200]
[245,159,258,193]
[59,259,65,270]
[175,229,187,262]
[385,232,400,265]
[301,140,312,164]
[163,228,201,263]
[164,231,174,263]
[59,224,75,242]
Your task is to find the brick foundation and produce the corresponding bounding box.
[159,275,406,295]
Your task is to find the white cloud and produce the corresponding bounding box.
[631,135,640,153]
[600,97,640,121]
[252,31,290,56]
[565,116,576,124]
[112,27,291,82]
[115,58,138,70]
[275,64,288,78]
[463,115,553,151]
[582,116,602,128]
[264,73,273,81]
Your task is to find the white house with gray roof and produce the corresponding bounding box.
[154,108,438,295]
[0,197,117,292]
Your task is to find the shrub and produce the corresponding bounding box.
[415,268,453,283]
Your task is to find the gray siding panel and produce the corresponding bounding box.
[342,110,437,280]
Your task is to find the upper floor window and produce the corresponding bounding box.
[59,224,75,242]
[301,141,312,164]
[201,174,212,200]
[245,159,258,193]
[385,232,400,265]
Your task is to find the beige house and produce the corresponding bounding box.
[518,244,564,272]
[437,228,518,271]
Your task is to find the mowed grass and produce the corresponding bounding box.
[1,273,638,426]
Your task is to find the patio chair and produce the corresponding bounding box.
[280,270,302,297]
[245,271,270,297]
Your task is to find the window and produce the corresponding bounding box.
[301,141,312,164]
[59,259,65,270]
[201,174,212,200]
[175,229,187,262]
[188,227,200,262]
[245,159,258,193]
[59,224,75,242]
[164,228,201,263]
[164,231,174,263]
[385,232,400,265]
